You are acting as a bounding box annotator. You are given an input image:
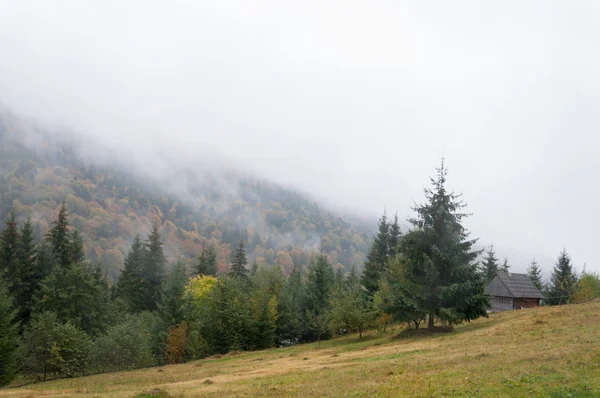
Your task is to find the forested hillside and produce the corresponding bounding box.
[0,113,371,282]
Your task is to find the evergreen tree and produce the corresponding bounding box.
[197,244,218,276]
[45,203,71,269]
[548,249,576,305]
[500,257,510,273]
[304,253,335,326]
[15,218,38,326]
[34,261,113,336]
[361,212,391,296]
[158,261,187,328]
[482,244,499,281]
[527,259,543,291]
[141,224,166,311]
[21,311,92,381]
[374,212,390,267]
[399,160,489,330]
[70,229,86,265]
[35,242,56,283]
[0,276,18,386]
[229,238,249,279]
[276,267,305,344]
[360,246,380,297]
[201,277,253,354]
[388,213,402,258]
[117,235,146,313]
[0,213,20,295]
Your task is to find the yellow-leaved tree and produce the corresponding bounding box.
[184,275,218,359]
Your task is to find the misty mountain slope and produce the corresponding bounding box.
[0,114,371,281]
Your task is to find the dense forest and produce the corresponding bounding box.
[1,114,599,387]
[0,112,371,282]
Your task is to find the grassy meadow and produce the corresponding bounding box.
[2,301,600,397]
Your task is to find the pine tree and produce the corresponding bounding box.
[45,203,71,269]
[388,213,402,258]
[15,218,38,326]
[142,224,166,311]
[500,257,510,273]
[360,246,380,297]
[117,235,146,313]
[361,212,391,297]
[0,213,20,295]
[229,238,249,279]
[276,267,305,344]
[399,160,489,330]
[70,229,86,265]
[482,244,499,281]
[197,244,218,276]
[548,249,576,305]
[305,254,334,317]
[34,260,113,336]
[158,262,187,328]
[374,212,390,268]
[0,276,19,386]
[527,259,543,291]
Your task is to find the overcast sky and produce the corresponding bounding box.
[1,1,599,274]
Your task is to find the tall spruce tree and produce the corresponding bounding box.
[276,266,305,343]
[305,253,334,316]
[548,249,576,305]
[374,212,390,268]
[361,212,391,296]
[527,259,543,291]
[0,276,18,387]
[388,213,402,258]
[229,238,249,279]
[117,235,146,313]
[70,229,86,265]
[34,209,113,335]
[197,244,218,276]
[399,160,489,330]
[142,224,166,311]
[45,203,71,269]
[15,218,38,326]
[0,213,20,295]
[482,244,499,281]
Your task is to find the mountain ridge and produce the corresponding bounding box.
[0,111,372,281]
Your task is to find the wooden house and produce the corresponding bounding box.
[486,272,544,312]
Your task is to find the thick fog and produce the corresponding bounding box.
[1,1,599,274]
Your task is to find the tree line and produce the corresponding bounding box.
[1,161,596,386]
[480,242,599,305]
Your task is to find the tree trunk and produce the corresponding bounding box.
[359,328,363,338]
[428,313,434,330]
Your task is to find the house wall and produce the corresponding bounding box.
[491,296,513,312]
[513,298,541,309]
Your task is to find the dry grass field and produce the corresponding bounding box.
[2,301,600,397]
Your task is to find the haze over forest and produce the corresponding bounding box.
[1,1,599,273]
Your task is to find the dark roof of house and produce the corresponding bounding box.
[486,272,545,299]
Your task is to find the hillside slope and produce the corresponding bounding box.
[2,302,599,397]
[0,112,371,281]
